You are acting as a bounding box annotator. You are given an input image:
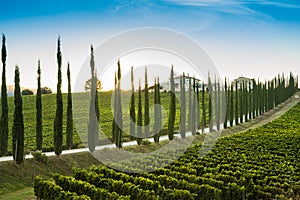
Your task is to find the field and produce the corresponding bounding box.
[33,101,300,199]
[1,91,210,155]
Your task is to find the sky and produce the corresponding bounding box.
[0,0,299,92]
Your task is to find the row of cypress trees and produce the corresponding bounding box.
[0,35,74,162]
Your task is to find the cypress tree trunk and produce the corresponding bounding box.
[36,60,42,150]
[0,34,8,157]
[179,73,186,138]
[130,67,136,140]
[12,66,24,164]
[144,67,150,138]
[54,37,63,156]
[88,46,98,152]
[66,63,73,149]
[168,66,176,140]
[201,81,206,133]
[230,83,234,127]
[235,81,239,125]
[137,80,143,145]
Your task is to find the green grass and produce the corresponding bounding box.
[1,91,211,155]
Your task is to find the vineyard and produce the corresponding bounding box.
[34,101,300,200]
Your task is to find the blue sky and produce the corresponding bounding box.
[0,0,299,91]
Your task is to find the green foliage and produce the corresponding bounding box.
[153,77,162,142]
[168,66,176,140]
[31,150,48,164]
[114,61,123,148]
[54,36,63,156]
[66,63,73,149]
[0,34,8,157]
[36,60,42,150]
[21,89,34,95]
[12,66,24,164]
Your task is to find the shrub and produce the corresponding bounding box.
[31,150,48,164]
[22,89,34,95]
[41,86,52,94]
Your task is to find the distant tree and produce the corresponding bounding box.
[54,37,63,156]
[223,78,228,129]
[88,46,98,152]
[208,74,213,132]
[130,67,136,140]
[249,82,252,120]
[36,60,42,150]
[235,81,239,125]
[239,82,243,124]
[245,82,248,122]
[216,78,220,131]
[201,80,206,133]
[112,73,117,143]
[137,80,143,145]
[153,77,162,143]
[85,78,102,91]
[41,87,52,94]
[179,73,186,138]
[115,61,123,148]
[22,89,34,95]
[66,63,73,149]
[0,34,8,157]
[191,77,197,136]
[144,67,150,138]
[229,83,234,127]
[12,66,24,164]
[188,76,192,131]
[168,66,176,140]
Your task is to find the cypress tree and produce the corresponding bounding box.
[54,37,63,156]
[188,76,192,131]
[0,34,8,156]
[168,66,176,140]
[144,67,150,138]
[229,83,234,127]
[224,78,228,129]
[112,73,117,143]
[235,81,239,125]
[36,60,42,150]
[249,82,252,120]
[66,63,73,149]
[191,77,197,136]
[12,66,24,164]
[153,77,162,142]
[115,61,123,148]
[208,74,213,132]
[179,73,186,138]
[201,81,206,133]
[216,79,220,131]
[137,80,142,145]
[252,80,256,118]
[88,45,98,152]
[130,67,136,140]
[245,82,248,122]
[196,78,200,130]
[239,82,243,124]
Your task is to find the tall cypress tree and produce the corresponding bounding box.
[12,66,24,164]
[36,60,42,150]
[201,81,206,133]
[239,82,243,124]
[112,73,117,143]
[196,78,200,129]
[229,83,234,127]
[144,67,150,138]
[153,77,162,142]
[137,80,142,145]
[208,73,213,132]
[115,61,123,148]
[191,77,197,136]
[130,67,136,140]
[54,37,63,156]
[249,82,252,120]
[168,66,176,140]
[235,81,239,125]
[66,63,73,149]
[216,79,220,131]
[245,82,248,122]
[88,46,98,152]
[188,76,192,131]
[0,34,8,156]
[223,78,228,129]
[179,73,186,138]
